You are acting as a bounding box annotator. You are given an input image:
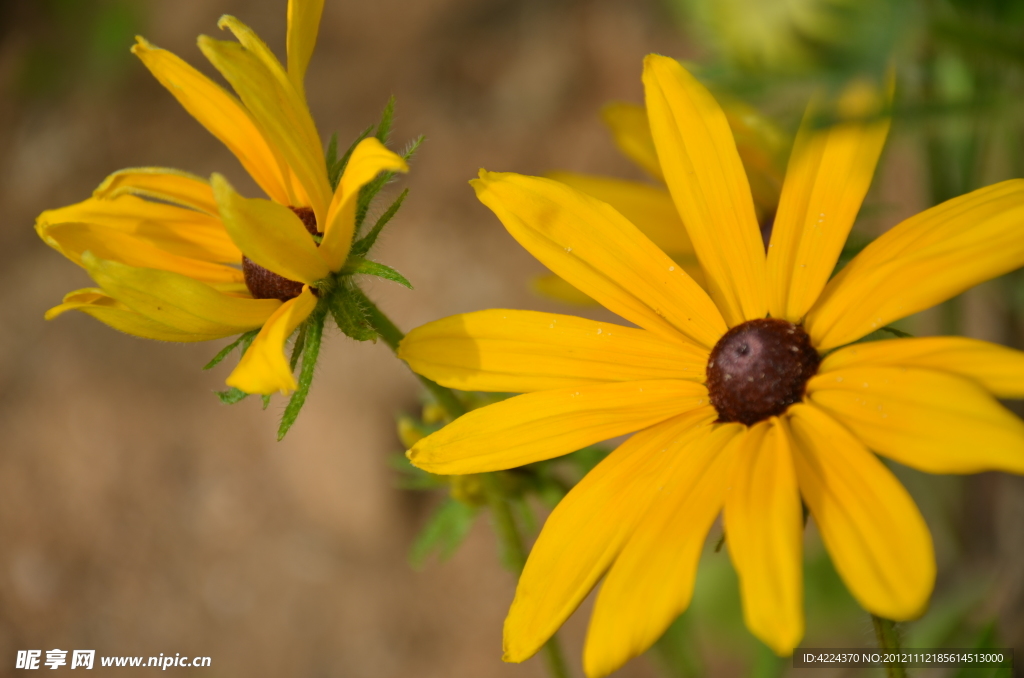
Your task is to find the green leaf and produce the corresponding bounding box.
[278,305,327,440]
[350,188,409,258]
[203,329,258,370]
[328,284,377,342]
[953,621,1010,678]
[216,387,249,404]
[408,498,478,569]
[349,258,413,289]
[375,95,396,145]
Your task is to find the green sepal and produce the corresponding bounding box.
[350,188,409,258]
[325,132,338,180]
[354,135,423,233]
[262,394,272,410]
[210,329,259,404]
[327,125,373,192]
[328,282,377,342]
[348,257,413,289]
[375,96,395,145]
[389,454,446,491]
[203,329,258,370]
[216,387,249,404]
[289,323,308,371]
[408,497,478,569]
[278,303,328,440]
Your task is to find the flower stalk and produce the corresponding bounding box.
[356,287,572,678]
[871,615,906,678]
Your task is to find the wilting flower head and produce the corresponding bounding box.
[537,93,788,304]
[399,54,1024,676]
[36,0,407,396]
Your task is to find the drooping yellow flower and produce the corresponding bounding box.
[399,54,1024,676]
[36,0,407,395]
[537,93,788,304]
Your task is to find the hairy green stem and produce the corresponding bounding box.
[357,287,571,678]
[355,288,467,417]
[481,473,572,678]
[872,615,907,678]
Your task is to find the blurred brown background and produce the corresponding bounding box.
[0,0,687,675]
[1,0,1022,676]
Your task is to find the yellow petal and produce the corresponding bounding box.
[767,80,891,322]
[504,408,716,663]
[320,137,408,269]
[643,54,766,326]
[583,419,744,678]
[399,309,707,392]
[39,221,243,285]
[807,179,1024,349]
[83,252,280,335]
[131,37,290,205]
[820,336,1024,399]
[546,171,695,256]
[530,274,600,306]
[720,94,789,216]
[408,380,710,475]
[724,418,803,656]
[212,173,328,284]
[600,101,664,182]
[788,403,935,620]
[286,0,324,97]
[37,194,240,264]
[808,366,1024,474]
[601,98,788,216]
[46,288,226,342]
[93,167,218,215]
[226,286,317,394]
[199,31,331,223]
[472,171,726,349]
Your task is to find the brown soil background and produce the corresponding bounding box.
[0,0,1022,676]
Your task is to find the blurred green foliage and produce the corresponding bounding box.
[7,0,144,99]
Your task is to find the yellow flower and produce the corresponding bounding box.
[399,55,1024,676]
[36,0,407,395]
[537,91,788,304]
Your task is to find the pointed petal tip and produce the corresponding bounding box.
[44,305,65,321]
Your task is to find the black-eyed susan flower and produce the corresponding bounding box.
[536,93,788,304]
[399,54,1024,676]
[36,0,409,409]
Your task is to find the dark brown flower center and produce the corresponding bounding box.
[242,206,319,301]
[706,318,819,426]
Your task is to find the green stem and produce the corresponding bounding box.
[872,615,907,678]
[356,287,571,678]
[481,473,571,678]
[355,288,466,417]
